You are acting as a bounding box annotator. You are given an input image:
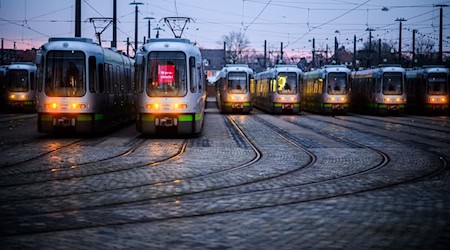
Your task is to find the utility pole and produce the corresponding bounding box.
[112,0,117,48]
[366,28,375,67]
[130,1,143,55]
[378,39,382,65]
[412,29,416,67]
[75,0,81,37]
[395,18,406,65]
[353,35,356,68]
[264,40,267,68]
[334,36,338,64]
[127,37,130,56]
[435,4,448,64]
[312,38,315,68]
[280,42,283,64]
[1,38,3,65]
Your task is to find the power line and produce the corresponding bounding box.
[286,0,371,49]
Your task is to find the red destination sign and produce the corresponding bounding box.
[158,65,175,83]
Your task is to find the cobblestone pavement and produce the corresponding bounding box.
[0,106,449,250]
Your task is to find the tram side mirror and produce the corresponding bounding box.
[35,52,42,65]
[135,54,144,66]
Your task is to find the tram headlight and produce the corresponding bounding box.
[45,102,58,110]
[341,97,347,102]
[9,94,16,99]
[173,103,187,109]
[20,94,27,99]
[70,103,87,109]
[442,97,447,103]
[146,103,160,110]
[384,98,391,102]
[328,97,335,102]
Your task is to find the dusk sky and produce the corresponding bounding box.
[1,0,449,59]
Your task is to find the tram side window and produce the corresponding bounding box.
[117,65,122,92]
[98,63,104,93]
[198,66,202,92]
[104,64,110,93]
[109,64,114,93]
[89,56,96,93]
[30,72,35,91]
[189,57,196,93]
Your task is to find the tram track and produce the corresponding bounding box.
[1,112,447,237]
[305,114,450,148]
[0,115,262,203]
[345,113,450,135]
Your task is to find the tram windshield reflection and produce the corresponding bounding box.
[147,51,187,97]
[427,73,448,95]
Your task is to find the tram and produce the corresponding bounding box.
[0,66,6,110]
[350,65,407,115]
[135,38,206,135]
[253,65,302,113]
[302,65,351,114]
[5,62,37,112]
[405,66,449,114]
[215,64,253,113]
[35,37,135,134]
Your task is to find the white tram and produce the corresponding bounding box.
[35,37,135,134]
[5,62,37,112]
[405,66,449,114]
[215,64,254,113]
[135,38,206,135]
[302,65,351,114]
[253,65,302,113]
[350,65,407,115]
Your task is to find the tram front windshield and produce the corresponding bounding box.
[382,72,403,95]
[327,72,347,95]
[427,73,448,95]
[277,72,297,94]
[7,70,28,92]
[228,72,247,94]
[147,52,187,97]
[45,51,85,97]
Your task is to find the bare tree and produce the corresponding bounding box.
[218,31,250,64]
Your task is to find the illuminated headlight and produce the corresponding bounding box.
[9,94,16,99]
[20,94,27,99]
[429,97,447,103]
[328,97,335,102]
[44,102,58,110]
[173,103,187,109]
[384,98,391,102]
[146,103,160,109]
[341,97,347,102]
[70,103,87,109]
[229,96,235,101]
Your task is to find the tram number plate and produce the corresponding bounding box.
[332,104,343,109]
[282,104,293,109]
[159,117,174,127]
[232,104,243,109]
[388,105,399,110]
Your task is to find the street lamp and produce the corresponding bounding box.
[130,1,143,54]
[395,18,407,65]
[144,17,155,39]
